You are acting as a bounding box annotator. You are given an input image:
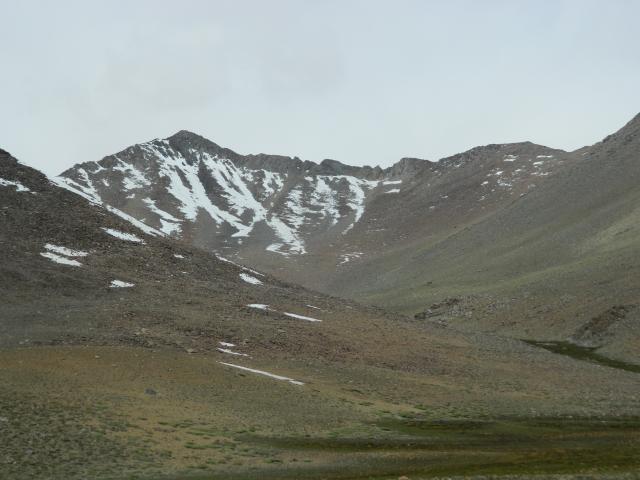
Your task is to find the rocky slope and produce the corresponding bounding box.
[55,113,640,364]
[352,113,640,361]
[2,147,406,360]
[58,128,577,286]
[58,131,398,257]
[4,147,640,479]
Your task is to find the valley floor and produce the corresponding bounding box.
[2,345,640,480]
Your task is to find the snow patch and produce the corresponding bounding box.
[110,280,135,288]
[259,170,285,198]
[330,176,378,234]
[219,362,304,386]
[113,158,151,190]
[384,188,400,194]
[240,272,263,285]
[216,254,264,277]
[52,176,163,237]
[247,303,269,310]
[144,143,306,252]
[143,198,182,236]
[40,252,82,267]
[103,206,162,237]
[101,228,145,243]
[283,312,322,322]
[247,304,322,322]
[0,178,31,192]
[339,252,363,264]
[44,244,88,257]
[217,348,249,357]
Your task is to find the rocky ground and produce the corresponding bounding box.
[3,148,640,479]
[53,114,640,377]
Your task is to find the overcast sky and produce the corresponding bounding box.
[1,0,639,176]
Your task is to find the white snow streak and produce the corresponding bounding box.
[110,280,134,288]
[51,175,163,237]
[44,244,88,257]
[40,252,82,267]
[0,178,31,192]
[240,272,263,285]
[216,254,265,277]
[283,312,322,322]
[246,304,322,322]
[333,176,379,234]
[101,228,145,243]
[143,143,307,254]
[247,303,269,310]
[219,362,304,385]
[143,198,182,235]
[217,348,249,357]
[113,158,151,190]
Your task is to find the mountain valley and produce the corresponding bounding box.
[2,114,640,479]
[57,114,640,364]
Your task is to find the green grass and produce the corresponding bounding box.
[145,416,640,480]
[525,340,640,374]
[209,416,640,479]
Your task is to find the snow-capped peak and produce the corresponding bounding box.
[59,135,401,257]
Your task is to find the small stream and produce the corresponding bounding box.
[524,340,640,374]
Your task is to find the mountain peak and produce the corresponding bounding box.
[166,129,223,149]
[167,129,207,142]
[163,130,241,162]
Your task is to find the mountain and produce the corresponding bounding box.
[57,128,577,288]
[56,115,640,365]
[58,130,393,257]
[348,113,640,358]
[4,148,640,478]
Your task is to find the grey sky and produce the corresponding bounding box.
[1,0,639,176]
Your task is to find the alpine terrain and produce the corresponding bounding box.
[2,114,640,479]
[59,114,640,365]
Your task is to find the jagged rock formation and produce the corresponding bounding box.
[58,131,402,256]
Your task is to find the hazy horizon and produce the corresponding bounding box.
[1,0,639,176]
